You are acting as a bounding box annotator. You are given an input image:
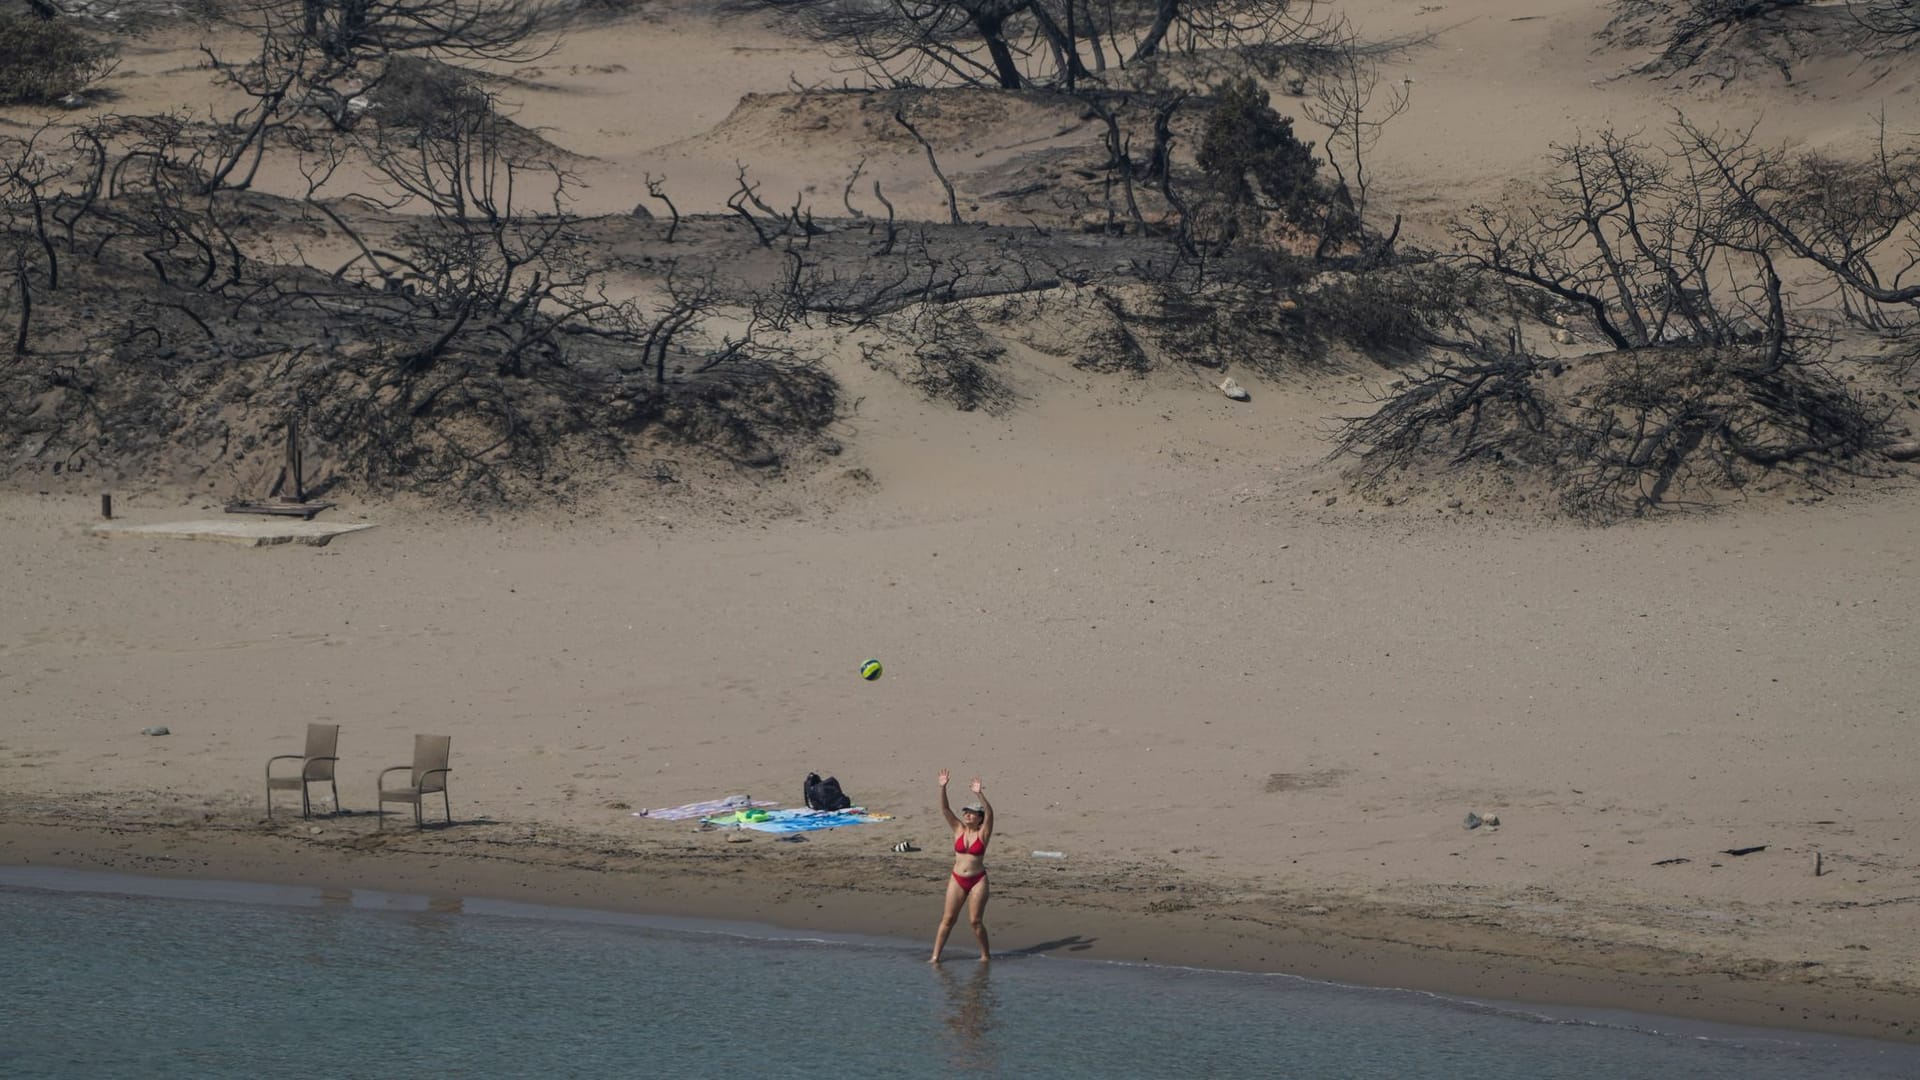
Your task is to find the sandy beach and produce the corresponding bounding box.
[5,455,1919,1040]
[3,0,1919,1047]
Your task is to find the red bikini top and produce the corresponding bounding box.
[954,830,987,856]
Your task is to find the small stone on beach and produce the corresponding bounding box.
[142,726,170,737]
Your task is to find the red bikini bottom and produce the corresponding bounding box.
[953,870,985,893]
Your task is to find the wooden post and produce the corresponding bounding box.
[284,416,305,503]
[100,493,112,520]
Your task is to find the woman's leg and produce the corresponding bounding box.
[966,877,992,961]
[930,874,967,963]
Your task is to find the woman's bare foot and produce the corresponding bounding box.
[928,954,943,964]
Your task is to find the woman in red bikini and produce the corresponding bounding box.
[930,769,993,963]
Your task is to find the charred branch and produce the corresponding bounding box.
[893,109,964,226]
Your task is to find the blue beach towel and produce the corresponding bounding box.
[703,809,888,833]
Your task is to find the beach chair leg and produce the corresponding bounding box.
[301,783,311,820]
[377,799,385,830]
[331,778,341,815]
[442,789,451,826]
[265,780,273,821]
[414,796,423,829]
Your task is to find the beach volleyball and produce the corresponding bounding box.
[860,658,883,681]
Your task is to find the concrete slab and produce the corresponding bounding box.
[91,519,375,547]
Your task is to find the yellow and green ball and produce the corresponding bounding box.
[859,658,884,681]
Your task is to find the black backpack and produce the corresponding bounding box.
[804,772,853,811]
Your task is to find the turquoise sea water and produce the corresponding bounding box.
[2,869,1916,1079]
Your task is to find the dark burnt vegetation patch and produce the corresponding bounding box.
[1332,123,1920,521]
[860,303,1014,414]
[0,155,835,500]
[0,9,116,106]
[703,0,1438,399]
[0,0,838,504]
[365,55,494,131]
[1601,0,1916,87]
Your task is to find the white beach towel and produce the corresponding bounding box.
[634,794,779,821]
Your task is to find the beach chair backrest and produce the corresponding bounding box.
[413,735,452,792]
[303,723,340,780]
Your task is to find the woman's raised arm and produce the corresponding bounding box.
[970,777,993,840]
[937,768,960,829]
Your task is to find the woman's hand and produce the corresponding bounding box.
[970,777,983,795]
[938,769,950,787]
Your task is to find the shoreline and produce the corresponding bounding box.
[5,811,1917,1045]
[8,861,1919,1063]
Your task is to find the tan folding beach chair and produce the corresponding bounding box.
[377,735,452,830]
[266,723,341,820]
